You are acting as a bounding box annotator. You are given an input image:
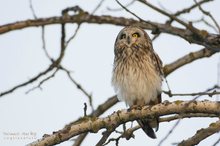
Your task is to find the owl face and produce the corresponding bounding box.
[115,26,149,48]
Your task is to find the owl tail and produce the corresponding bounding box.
[137,117,159,139]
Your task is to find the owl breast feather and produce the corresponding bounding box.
[112,47,162,106]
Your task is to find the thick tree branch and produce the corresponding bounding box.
[0,7,219,50]
[28,100,220,146]
[178,119,220,146]
[103,113,218,145]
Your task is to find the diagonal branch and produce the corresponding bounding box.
[137,0,200,35]
[178,119,220,146]
[173,0,213,17]
[194,0,220,33]
[28,100,220,146]
[163,48,217,76]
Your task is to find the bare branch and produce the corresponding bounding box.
[0,23,68,97]
[115,0,144,22]
[41,26,53,61]
[191,17,219,33]
[174,0,213,17]
[194,0,220,33]
[107,112,219,144]
[29,0,37,19]
[25,68,59,94]
[61,67,94,111]
[28,100,220,146]
[160,113,218,122]
[163,89,220,97]
[72,134,87,146]
[107,0,135,12]
[96,130,114,146]
[71,96,118,146]
[0,64,55,97]
[178,119,220,146]
[65,24,81,48]
[163,48,217,76]
[0,8,220,50]
[158,120,181,146]
[152,0,213,40]
[164,85,220,99]
[92,0,106,14]
[212,137,220,146]
[137,0,200,35]
[166,0,213,24]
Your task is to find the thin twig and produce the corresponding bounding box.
[194,0,220,33]
[71,96,118,146]
[115,0,144,22]
[163,90,220,97]
[61,67,94,111]
[25,68,59,94]
[212,136,220,146]
[92,0,106,14]
[65,24,81,48]
[191,17,219,33]
[160,113,218,123]
[175,0,213,16]
[138,0,201,35]
[41,26,53,61]
[153,0,213,40]
[0,63,56,97]
[115,0,158,28]
[166,0,213,24]
[83,103,87,117]
[107,0,135,12]
[164,85,220,98]
[29,0,37,19]
[158,120,181,146]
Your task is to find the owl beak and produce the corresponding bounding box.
[127,36,131,44]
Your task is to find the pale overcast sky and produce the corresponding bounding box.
[0,0,220,146]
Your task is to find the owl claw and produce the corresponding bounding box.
[127,105,142,112]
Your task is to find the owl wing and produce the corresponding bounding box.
[153,52,164,77]
[146,39,164,77]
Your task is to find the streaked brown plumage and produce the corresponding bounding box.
[112,26,163,139]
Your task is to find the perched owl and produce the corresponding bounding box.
[112,26,163,139]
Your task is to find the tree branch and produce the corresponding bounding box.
[163,48,217,76]
[28,100,220,146]
[0,6,219,50]
[71,95,118,146]
[178,119,220,146]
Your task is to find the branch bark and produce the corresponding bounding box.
[28,100,220,146]
[178,119,220,146]
[163,47,217,76]
[0,7,220,50]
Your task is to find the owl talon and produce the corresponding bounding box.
[127,105,142,112]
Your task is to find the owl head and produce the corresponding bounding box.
[114,26,153,57]
[115,26,151,49]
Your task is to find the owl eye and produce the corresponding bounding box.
[132,33,140,38]
[120,34,126,40]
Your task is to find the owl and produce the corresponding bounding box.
[112,26,163,139]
